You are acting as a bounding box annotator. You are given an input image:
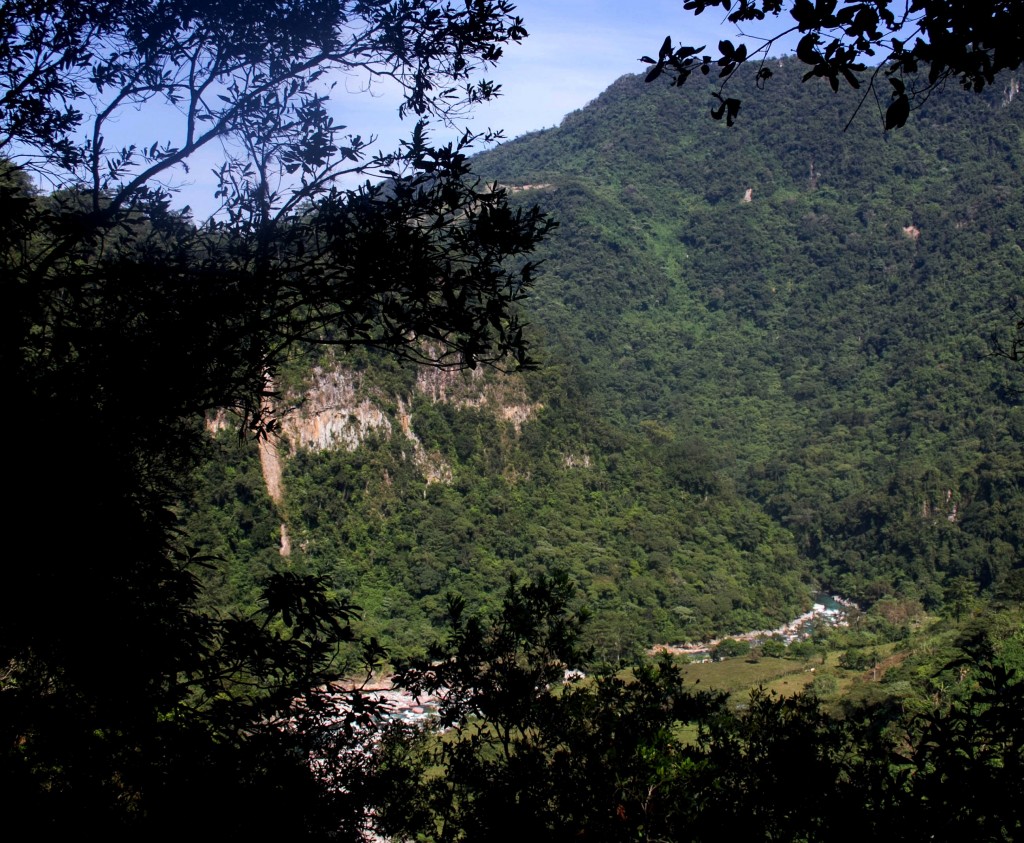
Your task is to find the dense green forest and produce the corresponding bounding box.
[8,0,1023,834]
[192,59,1024,660]
[178,60,1024,834]
[484,61,1024,601]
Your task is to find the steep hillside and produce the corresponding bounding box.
[479,60,1024,607]
[190,59,1024,658]
[192,346,808,660]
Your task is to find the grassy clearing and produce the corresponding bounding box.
[670,629,952,711]
[677,656,818,703]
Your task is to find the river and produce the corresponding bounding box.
[650,592,857,659]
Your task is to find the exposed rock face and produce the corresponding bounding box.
[396,396,453,485]
[415,363,542,435]
[506,182,554,193]
[281,367,392,452]
[415,363,477,404]
[274,360,539,482]
[214,360,540,518]
[258,435,285,504]
[563,453,592,469]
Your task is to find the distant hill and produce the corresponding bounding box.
[192,59,1024,658]
[479,60,1024,603]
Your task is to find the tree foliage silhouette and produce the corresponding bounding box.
[0,0,553,833]
[375,577,1023,842]
[648,1,1024,128]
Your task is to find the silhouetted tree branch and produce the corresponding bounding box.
[0,1,554,833]
[648,1,1024,128]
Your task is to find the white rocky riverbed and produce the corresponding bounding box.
[649,593,858,660]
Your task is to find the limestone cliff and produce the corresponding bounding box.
[246,360,541,554]
[280,367,392,453]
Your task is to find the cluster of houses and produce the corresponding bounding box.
[326,676,440,727]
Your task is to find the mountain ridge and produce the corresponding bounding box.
[191,58,1024,658]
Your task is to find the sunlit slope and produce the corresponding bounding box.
[479,59,1024,606]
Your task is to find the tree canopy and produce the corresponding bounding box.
[647,1,1024,128]
[1,0,553,832]
[373,575,1024,842]
[7,1,1024,836]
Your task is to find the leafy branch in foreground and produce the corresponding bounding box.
[646,1,1024,128]
[2,0,553,832]
[379,575,1023,841]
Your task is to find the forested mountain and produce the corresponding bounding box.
[485,60,1024,600]
[12,0,1024,830]
[193,58,1024,658]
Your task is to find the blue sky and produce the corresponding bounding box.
[453,1,738,138]
[322,0,793,146]
[333,0,799,145]
[167,2,792,215]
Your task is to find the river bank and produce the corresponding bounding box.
[650,593,858,660]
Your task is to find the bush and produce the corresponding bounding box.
[712,637,752,661]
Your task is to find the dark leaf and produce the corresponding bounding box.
[725,98,741,126]
[797,33,820,65]
[885,93,910,129]
[674,44,705,60]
